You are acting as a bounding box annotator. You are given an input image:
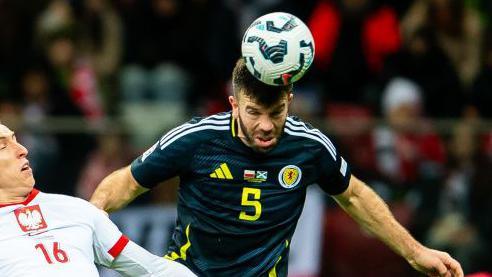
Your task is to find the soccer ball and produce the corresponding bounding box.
[241,12,315,86]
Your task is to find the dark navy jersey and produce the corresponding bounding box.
[131,112,351,277]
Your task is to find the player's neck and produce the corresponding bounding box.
[0,188,33,205]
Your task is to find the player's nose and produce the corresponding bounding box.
[258,115,274,132]
[15,141,28,158]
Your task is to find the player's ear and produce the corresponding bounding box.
[229,95,239,118]
[287,93,294,105]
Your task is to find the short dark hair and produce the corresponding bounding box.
[232,58,292,107]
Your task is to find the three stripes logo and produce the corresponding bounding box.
[210,163,234,180]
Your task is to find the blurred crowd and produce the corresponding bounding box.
[1,0,492,275]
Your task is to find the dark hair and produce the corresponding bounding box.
[232,58,292,107]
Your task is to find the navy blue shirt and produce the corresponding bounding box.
[131,112,351,276]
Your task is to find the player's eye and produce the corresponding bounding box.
[247,110,260,116]
[271,111,282,117]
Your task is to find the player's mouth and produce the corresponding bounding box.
[255,136,276,149]
[21,161,32,174]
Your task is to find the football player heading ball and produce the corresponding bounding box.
[91,12,463,277]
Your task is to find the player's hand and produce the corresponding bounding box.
[408,246,463,277]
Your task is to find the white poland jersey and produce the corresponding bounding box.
[0,189,129,277]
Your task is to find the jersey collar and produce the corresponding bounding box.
[0,189,40,208]
[231,114,238,138]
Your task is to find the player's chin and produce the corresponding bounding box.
[21,172,35,186]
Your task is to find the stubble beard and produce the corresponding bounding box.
[236,114,285,153]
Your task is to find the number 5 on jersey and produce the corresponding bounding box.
[239,187,262,221]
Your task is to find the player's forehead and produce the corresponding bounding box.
[239,92,287,110]
[0,124,14,138]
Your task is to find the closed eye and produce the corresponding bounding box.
[270,111,282,117]
[246,108,260,116]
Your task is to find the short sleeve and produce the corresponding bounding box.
[316,138,352,195]
[131,126,196,188]
[89,205,129,267]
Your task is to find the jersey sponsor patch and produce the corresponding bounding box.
[243,170,268,183]
[278,165,302,188]
[210,163,234,180]
[14,205,48,232]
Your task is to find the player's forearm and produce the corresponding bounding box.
[90,166,147,213]
[112,241,196,277]
[333,177,423,263]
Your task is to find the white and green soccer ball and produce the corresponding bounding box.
[241,12,315,86]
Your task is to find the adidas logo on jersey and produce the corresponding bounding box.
[210,163,233,180]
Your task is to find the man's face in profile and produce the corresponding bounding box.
[0,124,34,192]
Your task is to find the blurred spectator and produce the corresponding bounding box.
[374,78,448,249]
[308,0,401,107]
[375,78,446,189]
[383,25,464,118]
[426,122,488,273]
[36,0,104,120]
[401,0,483,88]
[75,0,123,114]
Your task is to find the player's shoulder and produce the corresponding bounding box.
[38,192,98,211]
[284,115,325,137]
[284,115,338,157]
[187,112,231,127]
[285,115,316,129]
[159,112,231,147]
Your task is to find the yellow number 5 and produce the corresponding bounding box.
[239,187,262,221]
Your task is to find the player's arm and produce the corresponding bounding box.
[332,175,463,277]
[91,124,196,212]
[90,166,147,213]
[88,203,196,276]
[111,240,196,277]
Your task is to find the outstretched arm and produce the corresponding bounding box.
[88,203,195,276]
[112,240,196,277]
[332,175,463,277]
[90,166,148,213]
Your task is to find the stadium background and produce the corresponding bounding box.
[0,0,491,275]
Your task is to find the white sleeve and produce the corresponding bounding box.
[89,206,196,276]
[112,241,197,277]
[91,206,129,267]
